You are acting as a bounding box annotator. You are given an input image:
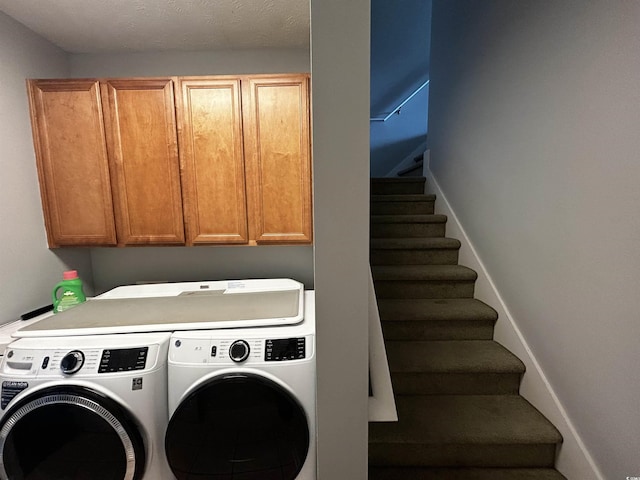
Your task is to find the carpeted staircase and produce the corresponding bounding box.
[369,177,566,480]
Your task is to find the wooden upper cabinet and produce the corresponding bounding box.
[28,74,312,248]
[242,75,313,244]
[27,79,117,247]
[176,78,249,245]
[101,79,185,245]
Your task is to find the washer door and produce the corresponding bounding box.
[0,386,146,480]
[166,373,310,480]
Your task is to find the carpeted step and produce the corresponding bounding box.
[371,237,460,265]
[369,395,563,468]
[372,265,477,299]
[385,340,525,395]
[371,194,436,215]
[371,177,426,195]
[369,467,567,480]
[378,298,498,340]
[371,214,447,238]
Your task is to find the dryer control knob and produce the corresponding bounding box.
[229,340,250,363]
[60,350,85,375]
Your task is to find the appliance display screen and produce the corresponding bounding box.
[265,338,305,361]
[99,347,148,373]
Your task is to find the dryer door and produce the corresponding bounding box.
[0,386,146,480]
[165,373,310,480]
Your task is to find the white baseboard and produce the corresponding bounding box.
[424,165,604,480]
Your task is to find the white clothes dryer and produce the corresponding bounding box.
[165,292,316,480]
[0,332,173,480]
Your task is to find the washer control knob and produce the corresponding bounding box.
[60,350,85,375]
[229,340,250,363]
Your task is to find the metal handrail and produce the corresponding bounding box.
[370,79,430,122]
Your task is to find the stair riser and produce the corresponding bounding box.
[371,183,425,195]
[371,202,435,215]
[374,280,475,299]
[369,444,557,468]
[371,223,446,238]
[371,249,459,265]
[391,373,522,395]
[382,321,495,341]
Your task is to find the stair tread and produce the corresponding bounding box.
[378,299,498,322]
[371,194,436,202]
[371,237,460,250]
[370,395,562,445]
[373,264,477,281]
[369,467,567,480]
[371,177,426,195]
[371,177,426,184]
[386,340,525,374]
[371,214,447,224]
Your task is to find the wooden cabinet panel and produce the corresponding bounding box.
[177,78,248,245]
[102,79,185,245]
[243,75,313,244]
[27,80,116,247]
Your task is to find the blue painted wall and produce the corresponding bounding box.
[370,0,431,176]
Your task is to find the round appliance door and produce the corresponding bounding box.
[0,386,146,480]
[165,373,310,480]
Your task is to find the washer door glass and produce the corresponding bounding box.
[0,387,145,480]
[166,373,310,480]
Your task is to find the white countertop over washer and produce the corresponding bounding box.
[13,278,305,338]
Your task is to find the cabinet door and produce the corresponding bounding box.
[27,80,117,247]
[242,75,313,244]
[177,78,248,245]
[102,79,185,245]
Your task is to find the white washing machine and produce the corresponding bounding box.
[165,291,316,480]
[0,332,173,480]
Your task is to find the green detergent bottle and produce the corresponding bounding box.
[52,270,86,313]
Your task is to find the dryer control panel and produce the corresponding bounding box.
[170,335,313,365]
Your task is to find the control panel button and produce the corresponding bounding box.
[211,346,217,357]
[41,356,49,370]
[60,351,85,375]
[229,340,250,363]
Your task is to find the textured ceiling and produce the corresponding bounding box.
[0,0,310,54]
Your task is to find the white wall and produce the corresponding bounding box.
[0,12,93,324]
[68,48,314,292]
[311,0,370,478]
[429,1,640,478]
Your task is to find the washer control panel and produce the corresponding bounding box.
[1,345,156,377]
[170,335,312,365]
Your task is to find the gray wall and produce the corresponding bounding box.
[311,0,370,478]
[0,12,93,324]
[69,48,309,77]
[69,48,314,292]
[429,1,640,478]
[370,0,430,176]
